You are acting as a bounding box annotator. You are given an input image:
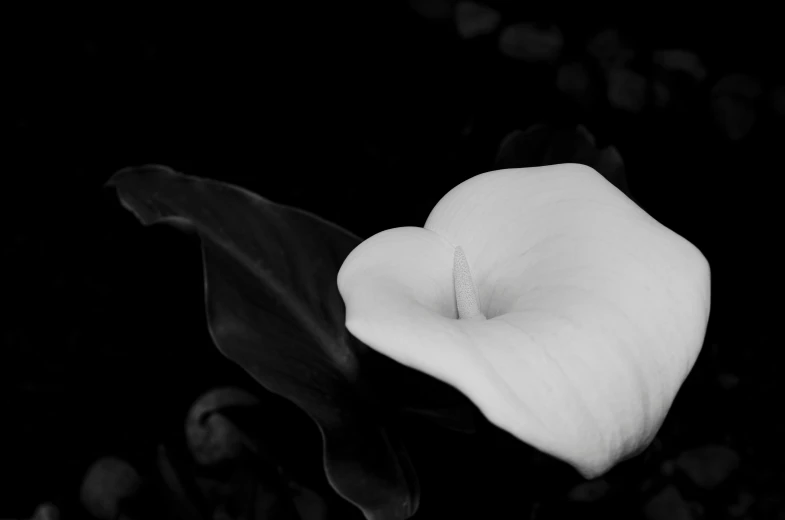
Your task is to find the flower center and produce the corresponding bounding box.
[453,246,487,321]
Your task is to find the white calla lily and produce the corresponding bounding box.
[337,164,710,479]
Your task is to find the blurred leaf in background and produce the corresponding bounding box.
[494,123,631,199]
[711,74,762,141]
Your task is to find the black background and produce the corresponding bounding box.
[5,5,784,519]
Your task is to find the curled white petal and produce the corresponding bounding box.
[338,165,711,479]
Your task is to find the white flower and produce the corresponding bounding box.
[338,164,710,478]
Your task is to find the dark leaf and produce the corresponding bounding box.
[156,444,209,520]
[769,84,785,117]
[454,1,500,39]
[711,75,762,141]
[607,68,648,113]
[556,61,595,110]
[586,28,634,71]
[712,95,756,141]
[653,49,707,83]
[199,455,302,520]
[186,387,260,466]
[397,404,478,434]
[408,0,455,20]
[642,485,693,520]
[494,123,632,200]
[675,444,740,490]
[498,23,564,63]
[30,503,60,520]
[107,165,424,519]
[80,457,142,520]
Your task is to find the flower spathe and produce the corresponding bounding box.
[337,164,710,479]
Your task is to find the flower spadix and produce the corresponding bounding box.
[337,164,710,479]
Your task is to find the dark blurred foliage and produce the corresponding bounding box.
[4,5,784,519]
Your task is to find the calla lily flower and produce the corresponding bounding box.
[337,164,710,479]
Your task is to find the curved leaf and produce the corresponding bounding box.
[107,165,419,519]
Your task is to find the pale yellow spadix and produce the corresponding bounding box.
[453,246,487,321]
[337,164,710,479]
